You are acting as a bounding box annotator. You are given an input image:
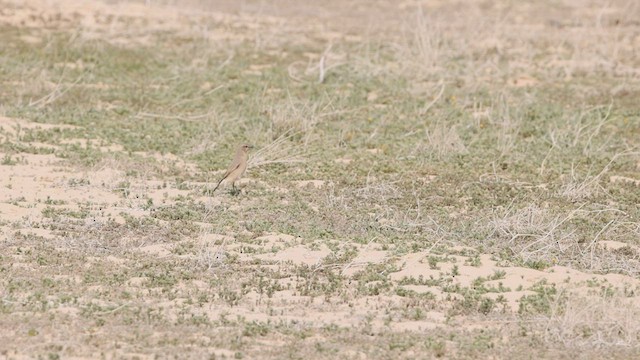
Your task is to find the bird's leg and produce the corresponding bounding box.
[231,183,239,196]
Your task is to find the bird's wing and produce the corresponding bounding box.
[222,157,242,179]
[212,158,241,193]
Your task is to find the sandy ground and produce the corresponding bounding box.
[1,0,640,358]
[2,109,640,357]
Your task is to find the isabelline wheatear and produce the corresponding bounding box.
[212,144,253,195]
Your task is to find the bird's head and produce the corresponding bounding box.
[240,144,254,153]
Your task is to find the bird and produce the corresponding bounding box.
[212,144,253,195]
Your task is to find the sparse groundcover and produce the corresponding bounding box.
[0,0,639,358]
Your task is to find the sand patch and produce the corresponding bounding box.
[255,244,331,266]
[390,250,640,315]
[138,243,172,257]
[0,116,77,136]
[254,233,300,247]
[342,249,389,276]
[0,203,35,222]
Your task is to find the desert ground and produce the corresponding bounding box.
[1,0,639,358]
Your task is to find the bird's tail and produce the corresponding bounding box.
[211,177,225,194]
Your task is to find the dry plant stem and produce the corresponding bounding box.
[419,80,445,115]
[167,84,226,110]
[134,109,217,121]
[29,74,84,108]
[513,205,586,258]
[585,219,616,270]
[249,129,306,168]
[341,236,378,275]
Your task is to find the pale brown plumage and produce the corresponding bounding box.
[212,144,253,194]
